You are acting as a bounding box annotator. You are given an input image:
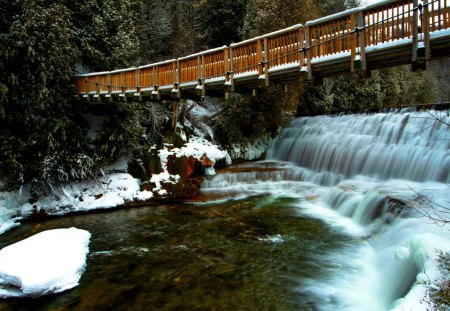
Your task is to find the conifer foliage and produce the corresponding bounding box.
[0,0,139,189]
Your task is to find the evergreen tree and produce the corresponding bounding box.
[68,0,140,71]
[195,0,248,48]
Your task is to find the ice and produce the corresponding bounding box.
[0,228,91,298]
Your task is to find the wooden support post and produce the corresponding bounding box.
[412,0,419,62]
[413,0,427,70]
[201,54,206,80]
[175,61,180,84]
[171,101,179,130]
[225,47,234,99]
[257,39,263,76]
[356,11,367,73]
[423,0,430,60]
[263,37,269,86]
[152,66,157,87]
[305,26,313,81]
[119,72,126,101]
[196,56,205,100]
[299,28,305,68]
[350,13,357,72]
[171,61,181,99]
[106,73,112,102]
[135,69,142,101]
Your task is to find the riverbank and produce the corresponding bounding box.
[0,132,273,235]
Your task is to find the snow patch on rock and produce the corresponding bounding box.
[0,228,91,298]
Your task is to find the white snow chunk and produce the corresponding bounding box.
[0,228,91,298]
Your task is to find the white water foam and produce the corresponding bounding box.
[201,110,450,310]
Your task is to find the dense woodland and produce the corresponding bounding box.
[0,0,449,191]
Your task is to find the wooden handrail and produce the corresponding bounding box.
[74,0,450,98]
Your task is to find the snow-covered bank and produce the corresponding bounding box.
[0,228,91,298]
[0,136,231,235]
[0,159,152,234]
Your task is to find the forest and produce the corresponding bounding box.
[0,0,449,190]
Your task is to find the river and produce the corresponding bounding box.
[0,109,449,310]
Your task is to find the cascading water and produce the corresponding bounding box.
[201,109,450,310]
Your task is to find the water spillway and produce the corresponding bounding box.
[267,111,450,184]
[200,110,450,310]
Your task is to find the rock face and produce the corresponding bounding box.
[140,154,208,201]
[0,228,91,298]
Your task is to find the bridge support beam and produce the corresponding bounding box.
[412,0,430,71]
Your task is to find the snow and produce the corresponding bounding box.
[390,232,450,311]
[204,76,226,85]
[150,171,180,195]
[0,100,232,232]
[0,228,91,298]
[0,158,155,235]
[234,70,259,80]
[157,137,231,173]
[311,51,351,64]
[365,38,412,53]
[229,135,273,161]
[265,24,303,38]
[268,63,300,74]
[430,28,450,40]
[306,8,361,26]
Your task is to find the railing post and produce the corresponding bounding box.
[257,38,263,76]
[304,26,313,81]
[135,68,142,101]
[412,0,419,62]
[350,13,357,72]
[83,77,89,101]
[106,73,112,102]
[356,11,367,73]
[119,72,126,101]
[196,55,205,100]
[172,61,181,99]
[299,28,305,68]
[263,37,269,86]
[225,47,234,99]
[152,66,160,100]
[413,0,427,70]
[423,0,430,60]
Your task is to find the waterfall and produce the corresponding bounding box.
[267,111,449,184]
[200,110,450,310]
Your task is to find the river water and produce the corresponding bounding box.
[0,110,449,310]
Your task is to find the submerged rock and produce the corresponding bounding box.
[0,227,91,298]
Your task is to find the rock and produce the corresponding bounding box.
[200,155,212,168]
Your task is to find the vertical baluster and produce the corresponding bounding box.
[305,25,312,80]
[401,2,405,38]
[431,0,436,31]
[299,28,305,68]
[396,4,400,39]
[444,0,449,29]
[347,17,351,51]
[424,0,430,59]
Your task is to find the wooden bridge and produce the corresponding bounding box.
[74,0,450,101]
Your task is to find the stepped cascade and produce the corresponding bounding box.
[200,109,450,310]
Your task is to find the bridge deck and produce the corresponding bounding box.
[74,0,450,101]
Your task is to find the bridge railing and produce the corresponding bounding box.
[139,64,155,90]
[230,38,261,76]
[266,24,303,67]
[74,0,450,99]
[202,46,228,80]
[363,0,414,46]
